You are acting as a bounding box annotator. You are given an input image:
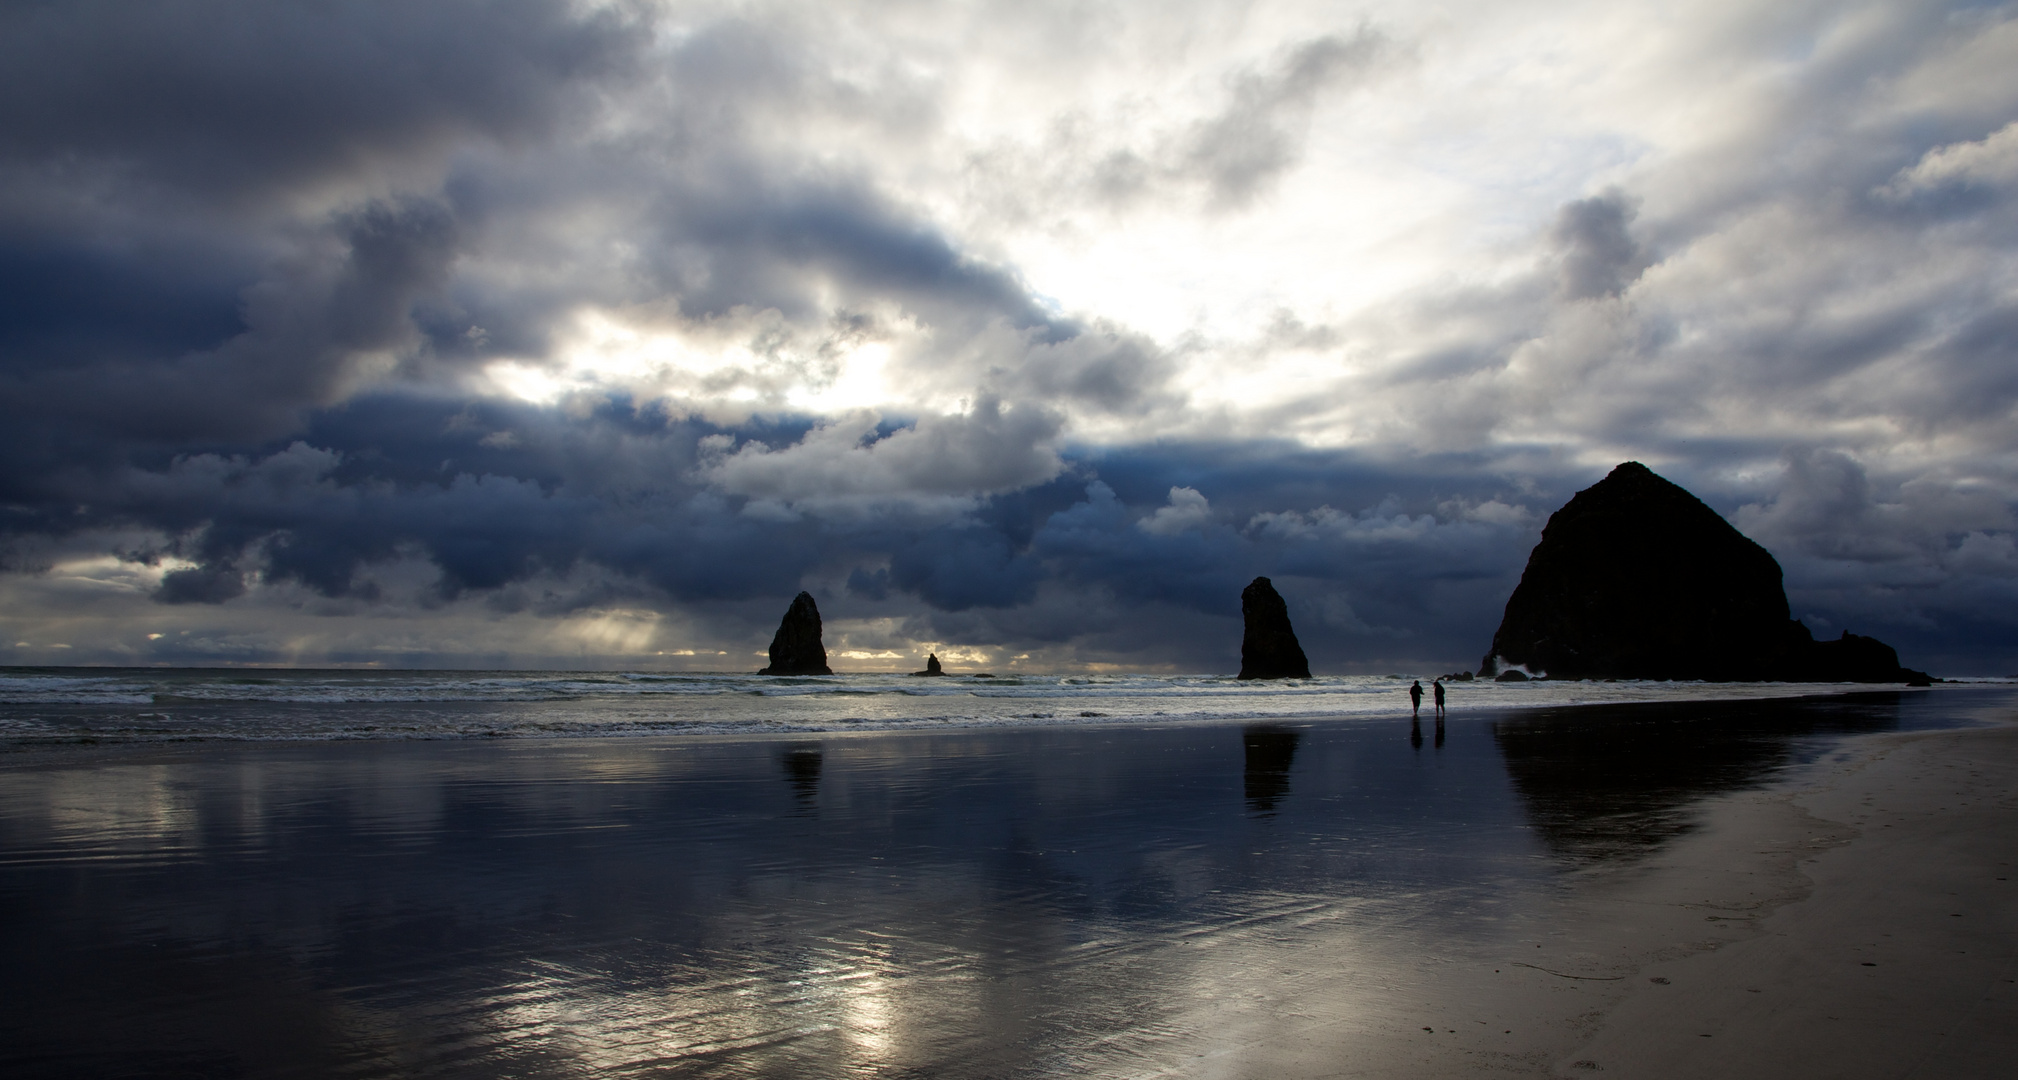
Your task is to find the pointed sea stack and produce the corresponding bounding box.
[1238,576,1312,680]
[912,654,947,677]
[1480,462,1930,683]
[758,592,833,675]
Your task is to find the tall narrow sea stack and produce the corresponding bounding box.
[1480,462,1929,683]
[1238,576,1312,680]
[758,592,833,676]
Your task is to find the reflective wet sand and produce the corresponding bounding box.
[0,690,1995,1077]
[1562,717,2018,1078]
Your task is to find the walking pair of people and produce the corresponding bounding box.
[1409,678,1445,718]
[1410,678,1446,749]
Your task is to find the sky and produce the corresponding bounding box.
[2,0,2016,675]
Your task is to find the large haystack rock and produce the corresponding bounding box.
[1238,576,1312,680]
[758,592,833,676]
[1479,462,1929,683]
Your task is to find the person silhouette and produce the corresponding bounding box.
[1433,678,1446,717]
[1409,680,1423,717]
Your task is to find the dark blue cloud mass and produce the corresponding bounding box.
[1,375,2012,672]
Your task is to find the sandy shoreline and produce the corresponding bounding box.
[1377,701,2018,1078]
[1543,712,2018,1078]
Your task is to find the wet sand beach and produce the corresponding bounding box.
[1552,716,2018,1078]
[0,688,2010,1077]
[1327,695,2018,1078]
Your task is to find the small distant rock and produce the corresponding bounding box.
[1495,669,1529,682]
[757,592,833,676]
[912,653,948,677]
[1238,576,1312,680]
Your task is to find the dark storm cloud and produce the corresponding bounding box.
[0,0,636,202]
[632,173,1074,356]
[1731,449,2018,671]
[883,528,1043,611]
[33,397,824,616]
[0,226,251,362]
[155,562,248,606]
[0,0,630,461]
[1551,192,1650,301]
[0,194,466,469]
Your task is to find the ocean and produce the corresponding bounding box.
[0,666,1972,745]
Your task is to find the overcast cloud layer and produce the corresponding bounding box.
[3,0,2016,675]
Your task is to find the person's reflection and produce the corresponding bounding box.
[780,745,823,811]
[1410,718,1423,750]
[1242,725,1301,814]
[1434,717,1445,749]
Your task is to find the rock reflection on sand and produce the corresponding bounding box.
[1494,693,1906,862]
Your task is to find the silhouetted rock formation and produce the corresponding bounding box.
[758,592,833,675]
[1797,631,1933,685]
[1238,576,1311,680]
[912,654,947,677]
[1479,462,1932,683]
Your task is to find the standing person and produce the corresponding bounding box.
[1409,680,1423,717]
[1433,679,1445,717]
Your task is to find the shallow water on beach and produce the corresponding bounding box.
[0,688,2007,1078]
